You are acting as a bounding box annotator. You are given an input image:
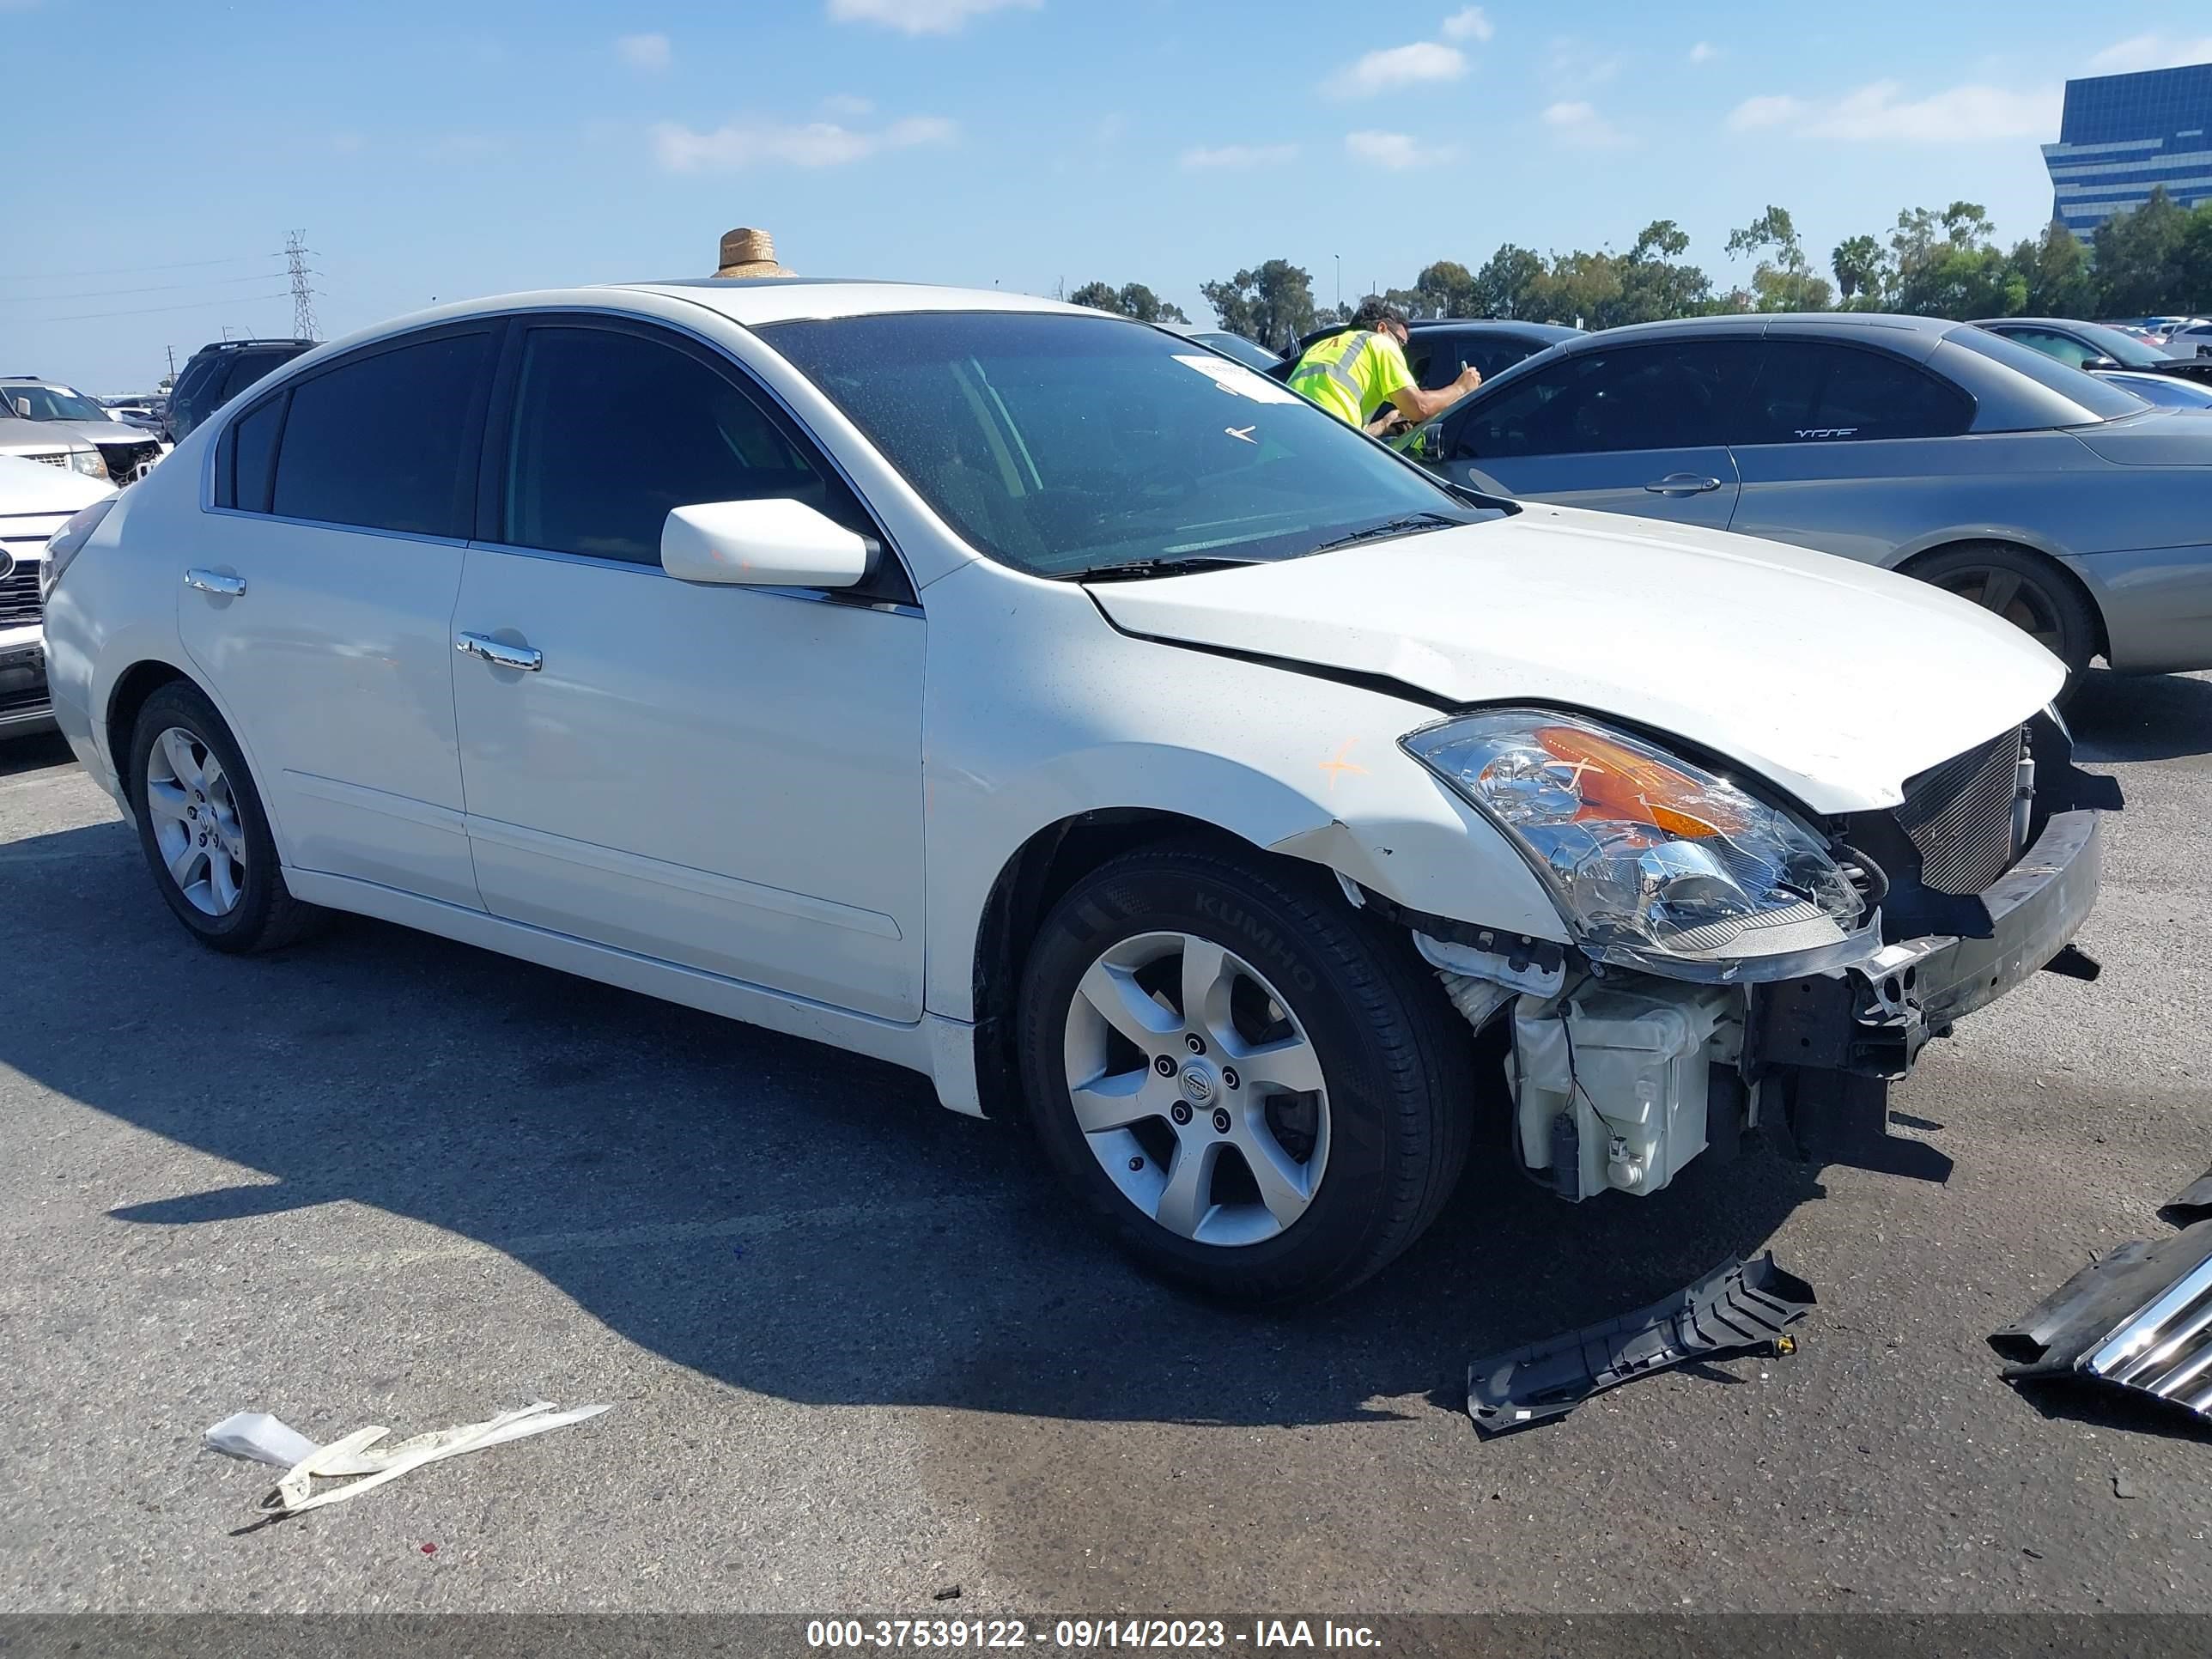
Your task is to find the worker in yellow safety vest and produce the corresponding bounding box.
[1287,298,1483,435]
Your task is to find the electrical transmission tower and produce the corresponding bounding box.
[285,230,320,341]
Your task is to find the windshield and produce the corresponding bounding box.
[2066,321,2177,368]
[1188,331,1282,372]
[1948,329,2150,422]
[3,384,108,422]
[761,312,1476,579]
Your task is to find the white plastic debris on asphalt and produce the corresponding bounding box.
[205,1401,613,1515]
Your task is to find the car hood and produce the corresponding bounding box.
[1086,506,2065,814]
[46,421,155,448]
[0,452,115,513]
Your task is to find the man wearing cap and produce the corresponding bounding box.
[1287,299,1482,435]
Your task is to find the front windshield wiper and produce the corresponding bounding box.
[1305,512,1462,555]
[1064,556,1263,583]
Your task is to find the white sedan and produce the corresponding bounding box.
[2,453,114,739]
[39,280,2113,1304]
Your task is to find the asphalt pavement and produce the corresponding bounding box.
[0,669,2208,1616]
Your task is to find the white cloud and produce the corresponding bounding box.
[1729,79,2057,143]
[617,32,671,71]
[1688,41,1717,64]
[1325,41,1466,99]
[1180,142,1298,169]
[826,0,1038,34]
[1541,100,1629,148]
[1727,94,1807,131]
[653,114,956,172]
[1345,130,1428,169]
[821,93,875,116]
[1441,7,1492,43]
[2088,33,2212,75]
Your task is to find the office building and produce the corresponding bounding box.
[2043,62,2212,238]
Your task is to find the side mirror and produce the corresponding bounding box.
[2083,356,2122,372]
[660,497,874,589]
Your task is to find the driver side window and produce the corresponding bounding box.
[1449,341,1761,459]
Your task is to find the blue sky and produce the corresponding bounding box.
[7,0,2212,390]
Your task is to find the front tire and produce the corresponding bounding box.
[125,680,326,953]
[1017,842,1474,1307]
[1908,542,2099,690]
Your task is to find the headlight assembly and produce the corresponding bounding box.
[42,495,117,600]
[66,450,108,480]
[1403,710,1871,979]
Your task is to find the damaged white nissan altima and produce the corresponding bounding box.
[40,280,2117,1305]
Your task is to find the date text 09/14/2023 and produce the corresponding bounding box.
[805,1618,1382,1650]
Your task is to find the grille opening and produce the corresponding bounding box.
[1897,726,2028,896]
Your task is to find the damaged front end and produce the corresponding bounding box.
[1390,706,2118,1200]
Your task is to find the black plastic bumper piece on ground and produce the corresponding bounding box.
[1467,1254,1816,1437]
[2160,1166,2212,1229]
[1991,1219,2212,1424]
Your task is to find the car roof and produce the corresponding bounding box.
[1589,312,1962,343]
[613,278,1083,326]
[1407,319,1583,338]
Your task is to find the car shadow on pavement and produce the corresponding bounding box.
[5,813,1827,1432]
[0,731,73,781]
[2067,669,2212,764]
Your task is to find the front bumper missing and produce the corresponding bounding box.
[1468,1253,1814,1435]
[1749,807,2106,1174]
[1992,1217,2212,1425]
[0,639,53,738]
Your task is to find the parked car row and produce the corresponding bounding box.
[0,378,167,483]
[35,275,2116,1306]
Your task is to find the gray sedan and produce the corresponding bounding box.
[1402,313,2212,683]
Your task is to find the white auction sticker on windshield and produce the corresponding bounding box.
[1170,355,1302,404]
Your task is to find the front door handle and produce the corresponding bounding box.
[456,632,543,672]
[1644,473,1723,496]
[183,568,246,597]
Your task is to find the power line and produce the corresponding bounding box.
[286,230,321,342]
[30,290,297,324]
[0,252,283,284]
[0,269,310,305]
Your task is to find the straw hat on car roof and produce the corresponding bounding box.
[715,228,793,278]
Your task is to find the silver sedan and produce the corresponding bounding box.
[1404,313,2212,684]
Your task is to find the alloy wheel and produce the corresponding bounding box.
[1060,930,1330,1247]
[1933,563,2066,656]
[144,726,247,917]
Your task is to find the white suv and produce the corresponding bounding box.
[38,280,2114,1304]
[1,454,114,738]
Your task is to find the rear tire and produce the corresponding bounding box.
[125,681,327,954]
[1017,842,1474,1307]
[1907,542,2099,693]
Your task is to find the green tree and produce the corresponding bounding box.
[1831,234,1888,307]
[1067,280,1190,323]
[1613,220,1714,323]
[2007,221,2099,318]
[1469,244,1547,319]
[1881,200,2020,318]
[1726,205,1835,312]
[2094,187,2191,317]
[1412,259,1476,317]
[1200,259,1316,349]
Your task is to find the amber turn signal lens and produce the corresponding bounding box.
[1535,725,1748,839]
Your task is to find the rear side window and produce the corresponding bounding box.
[1743,343,1972,443]
[1411,332,1549,392]
[218,349,295,404]
[1450,340,1764,459]
[499,325,854,565]
[226,395,283,512]
[272,331,494,537]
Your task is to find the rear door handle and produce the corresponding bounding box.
[456,632,542,672]
[183,568,246,597]
[1644,473,1723,496]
